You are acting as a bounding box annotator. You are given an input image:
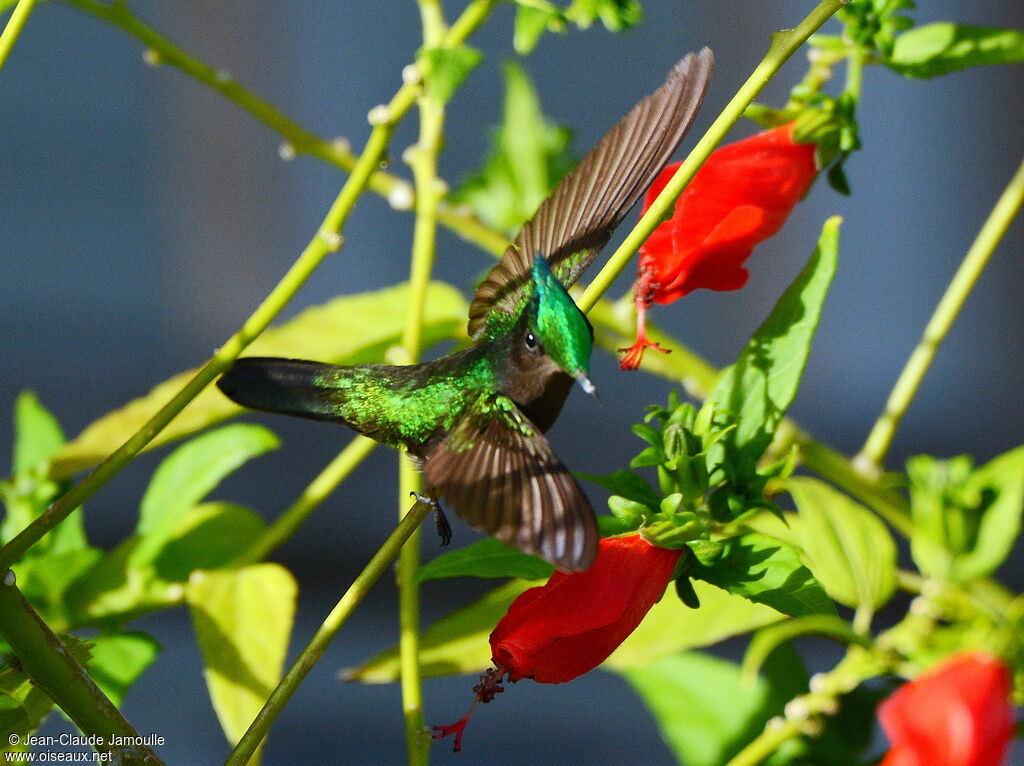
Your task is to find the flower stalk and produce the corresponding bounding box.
[0,574,163,765]
[224,498,435,766]
[855,155,1024,475]
[394,0,458,761]
[0,0,38,69]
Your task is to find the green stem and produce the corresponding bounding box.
[855,155,1024,474]
[0,573,163,764]
[394,5,452,761]
[224,499,435,766]
[726,648,886,766]
[235,435,378,566]
[0,121,387,570]
[727,719,803,766]
[0,0,38,69]
[0,0,497,572]
[60,0,507,257]
[578,0,846,313]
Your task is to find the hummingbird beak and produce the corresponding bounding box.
[576,372,600,402]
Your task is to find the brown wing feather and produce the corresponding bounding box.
[467,48,714,338]
[424,399,598,571]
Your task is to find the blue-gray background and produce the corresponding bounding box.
[3,1,1022,764]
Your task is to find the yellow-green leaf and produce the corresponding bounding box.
[604,580,783,670]
[187,565,296,760]
[50,282,467,479]
[346,580,535,682]
[788,477,898,612]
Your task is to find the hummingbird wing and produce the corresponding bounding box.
[467,48,713,339]
[424,395,598,571]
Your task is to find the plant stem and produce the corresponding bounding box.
[727,719,803,766]
[394,4,451,761]
[578,0,846,313]
[224,498,435,766]
[855,155,1024,474]
[61,0,508,257]
[0,573,163,764]
[0,0,497,572]
[234,435,378,566]
[0,0,38,69]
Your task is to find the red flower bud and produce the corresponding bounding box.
[620,122,818,369]
[489,534,681,683]
[877,651,1015,766]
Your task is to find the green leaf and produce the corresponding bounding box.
[709,217,840,462]
[619,651,796,766]
[565,0,643,32]
[741,615,869,681]
[187,564,296,753]
[952,445,1024,581]
[132,424,278,567]
[888,24,1024,78]
[64,541,183,625]
[576,469,661,508]
[604,579,783,670]
[12,548,103,627]
[787,477,898,612]
[691,532,837,618]
[2,392,86,556]
[450,60,575,235]
[416,538,555,583]
[154,502,267,582]
[421,44,483,103]
[0,659,54,751]
[50,282,467,479]
[346,580,536,682]
[12,390,65,475]
[85,632,160,707]
[513,4,563,55]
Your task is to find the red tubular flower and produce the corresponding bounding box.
[490,533,681,683]
[620,122,818,369]
[433,534,680,751]
[877,651,1015,766]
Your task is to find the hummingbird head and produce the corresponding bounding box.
[523,256,596,398]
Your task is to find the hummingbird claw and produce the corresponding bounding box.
[434,506,453,547]
[410,491,452,546]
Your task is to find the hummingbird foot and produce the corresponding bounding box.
[410,491,452,546]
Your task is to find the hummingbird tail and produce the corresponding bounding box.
[217,357,356,425]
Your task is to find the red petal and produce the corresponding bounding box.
[490,535,680,683]
[877,652,1014,766]
[635,123,817,304]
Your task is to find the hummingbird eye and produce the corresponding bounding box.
[524,331,542,354]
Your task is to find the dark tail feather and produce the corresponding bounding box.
[217,357,352,425]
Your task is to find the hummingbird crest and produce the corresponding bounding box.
[528,256,595,394]
[216,50,714,570]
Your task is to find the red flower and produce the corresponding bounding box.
[433,534,680,751]
[490,533,681,683]
[878,651,1015,766]
[620,122,818,369]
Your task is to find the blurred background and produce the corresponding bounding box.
[3,1,1022,763]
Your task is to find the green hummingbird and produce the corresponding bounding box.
[216,49,712,571]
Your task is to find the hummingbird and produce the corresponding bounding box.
[216,49,712,571]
